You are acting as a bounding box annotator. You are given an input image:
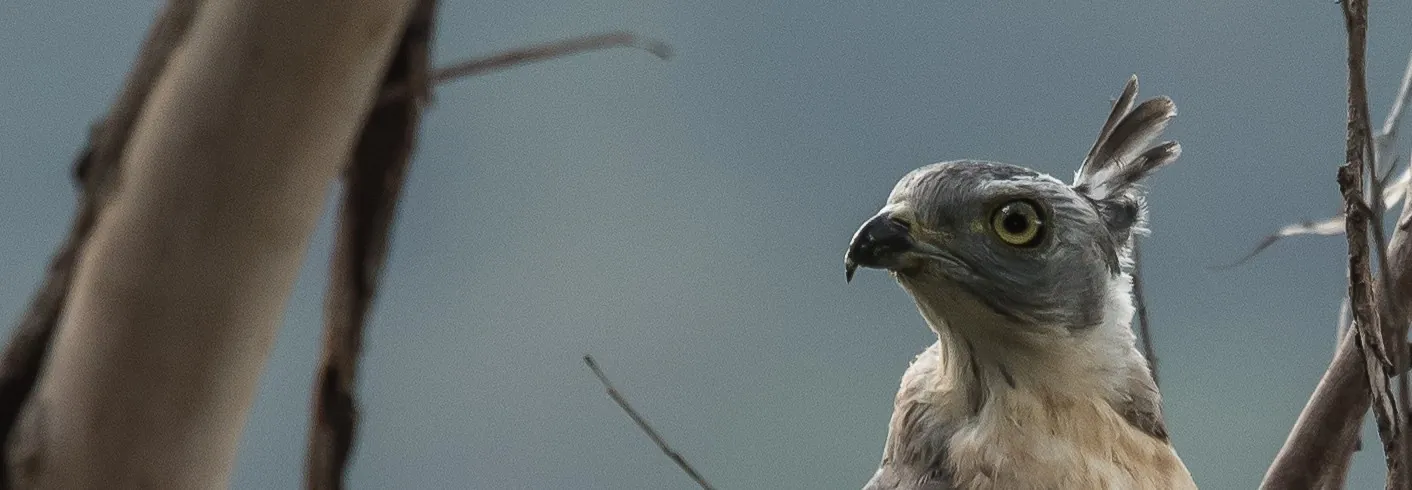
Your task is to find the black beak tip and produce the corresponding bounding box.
[844,213,911,282]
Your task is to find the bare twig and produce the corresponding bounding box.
[1218,48,1412,270]
[0,1,201,486]
[1374,49,1412,490]
[1377,50,1412,161]
[1261,44,1412,478]
[1263,3,1412,487]
[304,2,436,489]
[1369,110,1412,490]
[378,31,672,105]
[1336,2,1405,486]
[1210,218,1346,270]
[583,355,715,490]
[1334,296,1366,455]
[1131,240,1159,386]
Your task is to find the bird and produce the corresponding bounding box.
[844,75,1196,490]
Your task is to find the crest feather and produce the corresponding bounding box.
[1072,75,1181,239]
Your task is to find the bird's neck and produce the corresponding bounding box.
[908,272,1153,402]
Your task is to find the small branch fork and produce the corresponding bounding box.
[1262,1,1412,488]
[583,356,716,490]
[1335,3,1405,488]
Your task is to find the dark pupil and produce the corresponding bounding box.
[1002,209,1030,234]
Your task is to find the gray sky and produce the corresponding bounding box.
[3,1,1411,488]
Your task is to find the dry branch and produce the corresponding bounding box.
[1216,48,1412,270]
[6,1,419,487]
[584,355,715,490]
[0,1,202,486]
[378,31,672,105]
[305,26,672,488]
[1244,37,1412,490]
[304,1,436,489]
[1263,2,1412,487]
[0,2,673,485]
[1384,51,1412,490]
[1371,48,1412,490]
[1336,2,1405,485]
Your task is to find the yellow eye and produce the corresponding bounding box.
[990,200,1044,246]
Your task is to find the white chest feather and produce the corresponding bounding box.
[878,340,1197,490]
[944,386,1194,489]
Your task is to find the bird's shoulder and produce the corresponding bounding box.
[863,342,962,490]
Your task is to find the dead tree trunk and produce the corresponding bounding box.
[5,1,417,487]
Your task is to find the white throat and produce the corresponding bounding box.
[901,271,1151,400]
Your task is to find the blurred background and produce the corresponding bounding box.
[3,1,1410,488]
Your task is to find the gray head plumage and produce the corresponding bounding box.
[844,75,1179,330]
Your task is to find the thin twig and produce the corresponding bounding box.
[1290,47,1412,468]
[1262,3,1412,487]
[1217,49,1412,270]
[1377,50,1412,159]
[1131,240,1159,387]
[1373,42,1412,489]
[378,31,672,105]
[583,355,715,490]
[1390,47,1412,374]
[0,1,201,486]
[1335,296,1366,454]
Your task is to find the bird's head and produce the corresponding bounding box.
[845,75,1180,334]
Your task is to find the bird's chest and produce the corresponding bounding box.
[938,390,1192,490]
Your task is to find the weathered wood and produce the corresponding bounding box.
[8,1,418,487]
[0,1,202,487]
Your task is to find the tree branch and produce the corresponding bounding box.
[1371,45,1412,490]
[1336,2,1405,486]
[305,24,673,489]
[304,2,436,489]
[1262,2,1411,487]
[378,31,671,106]
[1377,50,1412,161]
[583,355,715,490]
[0,1,202,486]
[7,1,420,487]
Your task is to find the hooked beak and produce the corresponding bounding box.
[844,212,913,282]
